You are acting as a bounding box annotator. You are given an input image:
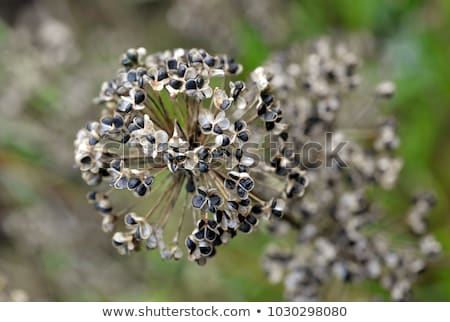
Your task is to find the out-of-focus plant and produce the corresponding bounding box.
[261,38,441,301]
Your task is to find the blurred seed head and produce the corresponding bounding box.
[260,38,441,301]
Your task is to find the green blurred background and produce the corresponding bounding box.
[0,0,449,301]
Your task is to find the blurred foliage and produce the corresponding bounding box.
[0,0,449,301]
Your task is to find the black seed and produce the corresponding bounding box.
[134,90,146,104]
[209,195,221,206]
[127,178,141,189]
[157,68,168,81]
[251,204,263,214]
[239,177,254,191]
[220,99,231,110]
[146,135,155,143]
[257,103,267,116]
[186,237,196,253]
[127,71,137,82]
[80,156,91,164]
[238,165,247,173]
[95,204,112,214]
[185,177,195,193]
[197,219,207,230]
[189,54,203,64]
[276,166,288,176]
[289,184,301,196]
[101,117,113,126]
[118,100,132,113]
[346,64,356,77]
[175,154,186,161]
[296,176,306,185]
[213,124,223,134]
[246,214,258,225]
[287,172,298,181]
[135,184,147,196]
[194,229,205,240]
[192,195,206,208]
[212,149,223,158]
[116,176,128,189]
[125,214,137,225]
[112,115,124,128]
[326,70,336,81]
[169,79,183,90]
[280,132,289,141]
[229,172,240,181]
[112,239,123,247]
[199,161,209,173]
[237,131,249,142]
[262,94,274,106]
[225,179,236,190]
[227,201,239,211]
[205,228,216,242]
[88,137,98,146]
[86,122,95,131]
[235,81,244,90]
[208,205,217,213]
[128,123,139,133]
[237,186,247,199]
[135,117,144,128]
[208,220,218,229]
[87,191,97,201]
[102,117,113,126]
[215,211,223,224]
[265,122,275,131]
[144,176,154,186]
[196,77,204,88]
[177,64,187,77]
[201,123,212,132]
[239,222,252,233]
[167,59,178,70]
[239,198,250,206]
[228,63,240,74]
[135,228,143,240]
[235,149,243,160]
[197,147,209,160]
[234,120,244,131]
[185,79,197,90]
[272,209,283,218]
[121,134,130,143]
[212,236,222,246]
[138,78,144,88]
[197,188,207,196]
[170,163,179,173]
[199,245,213,256]
[126,49,138,62]
[164,153,174,163]
[109,160,120,171]
[204,56,216,67]
[121,57,132,67]
[137,68,146,77]
[221,136,230,146]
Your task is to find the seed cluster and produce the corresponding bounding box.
[74,48,306,265]
[261,39,441,300]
